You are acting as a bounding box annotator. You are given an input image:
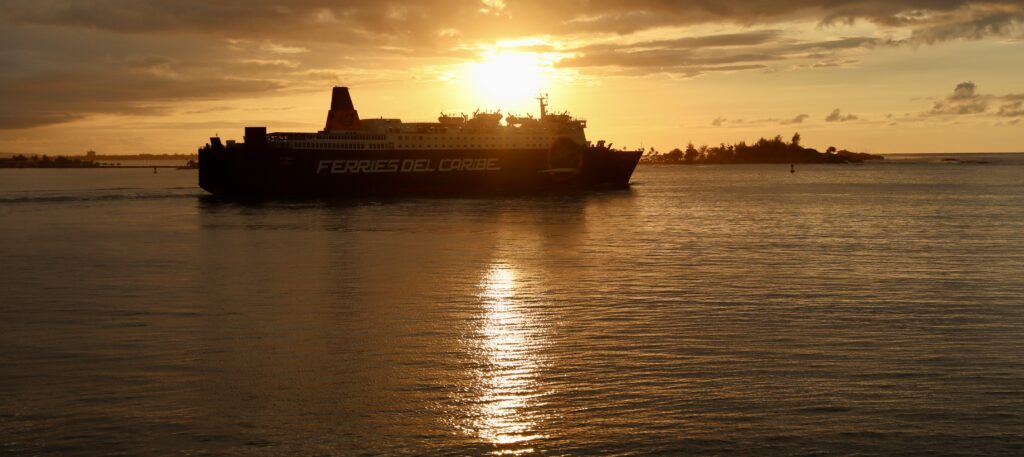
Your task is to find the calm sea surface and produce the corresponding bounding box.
[1,154,1022,455]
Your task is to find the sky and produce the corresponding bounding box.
[1,0,1022,155]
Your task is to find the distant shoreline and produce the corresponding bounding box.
[0,153,197,169]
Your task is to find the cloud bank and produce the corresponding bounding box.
[1,1,1022,128]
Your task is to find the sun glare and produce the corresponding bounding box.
[466,52,551,111]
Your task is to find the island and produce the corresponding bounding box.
[641,133,883,164]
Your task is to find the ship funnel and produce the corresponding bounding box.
[324,86,361,131]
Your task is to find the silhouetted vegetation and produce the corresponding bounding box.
[0,154,100,168]
[641,133,883,165]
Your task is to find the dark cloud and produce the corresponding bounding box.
[907,4,1024,43]
[952,81,978,99]
[0,70,281,129]
[923,81,1024,117]
[825,108,859,122]
[0,25,284,129]
[2,1,1021,45]
[0,22,398,129]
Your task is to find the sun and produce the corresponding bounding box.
[465,52,550,111]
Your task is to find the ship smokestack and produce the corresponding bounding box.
[324,86,361,131]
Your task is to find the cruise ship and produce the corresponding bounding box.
[198,87,642,197]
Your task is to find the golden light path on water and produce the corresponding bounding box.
[473,263,547,455]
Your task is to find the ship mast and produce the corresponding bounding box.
[537,93,548,119]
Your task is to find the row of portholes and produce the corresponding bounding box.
[395,144,546,149]
[319,134,385,141]
[294,142,387,150]
[397,135,551,142]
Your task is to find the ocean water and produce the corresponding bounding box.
[1,154,1022,455]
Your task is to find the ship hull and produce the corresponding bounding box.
[199,145,641,198]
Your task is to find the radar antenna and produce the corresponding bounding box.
[537,93,548,118]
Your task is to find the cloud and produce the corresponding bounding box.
[782,114,810,124]
[557,31,891,76]
[923,81,1024,117]
[810,58,860,68]
[262,43,310,54]
[825,108,859,122]
[711,113,812,126]
[906,3,1024,44]
[997,100,1024,116]
[952,81,979,99]
[927,81,988,115]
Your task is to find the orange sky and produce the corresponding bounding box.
[1,1,1022,154]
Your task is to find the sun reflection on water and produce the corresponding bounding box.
[474,263,547,454]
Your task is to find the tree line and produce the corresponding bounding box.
[0,154,101,168]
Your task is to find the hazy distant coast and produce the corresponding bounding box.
[0,152,198,168]
[641,133,884,165]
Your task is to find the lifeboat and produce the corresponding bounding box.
[438,112,466,125]
[470,110,503,125]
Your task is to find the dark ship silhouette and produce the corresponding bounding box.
[199,87,642,197]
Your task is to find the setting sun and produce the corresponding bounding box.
[465,52,552,112]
